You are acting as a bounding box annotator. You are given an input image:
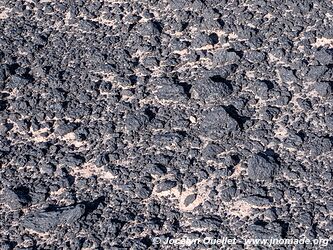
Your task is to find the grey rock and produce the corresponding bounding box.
[200,106,239,137]
[191,77,233,102]
[247,154,279,180]
[137,21,161,36]
[315,82,332,96]
[306,66,328,81]
[220,186,237,202]
[278,67,297,82]
[243,195,272,206]
[184,194,197,206]
[55,123,78,136]
[22,205,85,233]
[315,49,333,65]
[1,188,30,209]
[155,180,177,192]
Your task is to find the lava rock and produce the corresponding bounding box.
[21,205,85,233]
[191,77,233,102]
[155,180,177,192]
[184,194,197,206]
[200,106,239,137]
[1,188,31,209]
[247,153,279,180]
[315,82,332,96]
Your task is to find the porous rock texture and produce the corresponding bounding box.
[0,0,332,249]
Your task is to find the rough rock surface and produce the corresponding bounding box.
[0,0,332,249]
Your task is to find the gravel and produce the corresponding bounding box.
[0,0,332,249]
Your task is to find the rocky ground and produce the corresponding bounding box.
[0,0,332,249]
